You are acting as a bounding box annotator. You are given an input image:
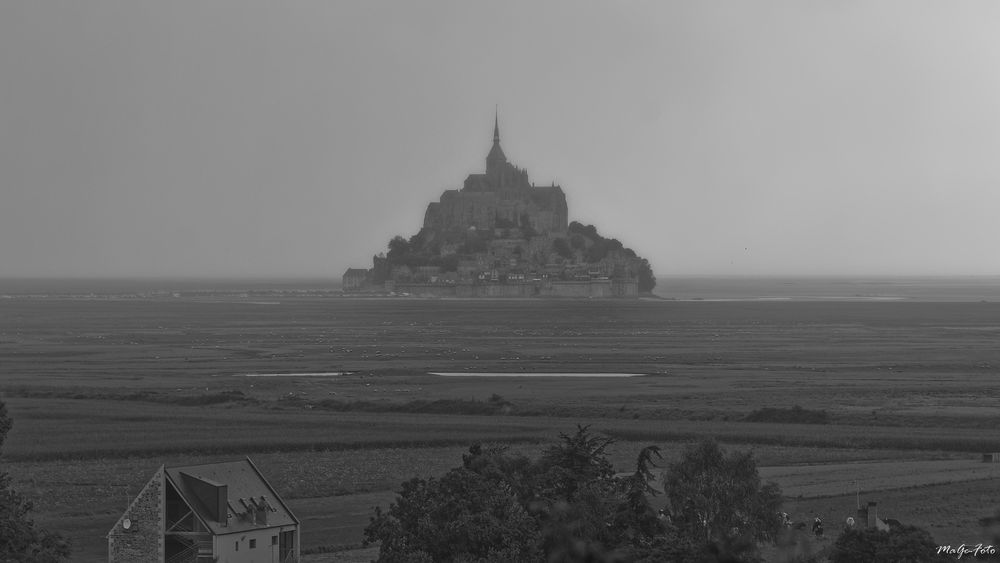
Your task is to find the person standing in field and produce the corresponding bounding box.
[812,516,824,537]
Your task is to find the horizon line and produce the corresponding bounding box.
[3,273,1000,281]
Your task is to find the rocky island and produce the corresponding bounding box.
[342,115,655,297]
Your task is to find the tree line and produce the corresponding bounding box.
[363,425,962,563]
[364,426,782,562]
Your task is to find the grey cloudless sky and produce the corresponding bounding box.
[1,1,998,278]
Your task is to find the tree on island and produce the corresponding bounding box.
[565,222,657,293]
[0,398,71,562]
[636,258,656,293]
[379,219,657,294]
[364,428,781,562]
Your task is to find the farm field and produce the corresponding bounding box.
[2,293,1000,560]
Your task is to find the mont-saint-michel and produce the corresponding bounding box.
[342,115,655,298]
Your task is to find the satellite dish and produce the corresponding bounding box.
[122,518,132,530]
[846,517,855,528]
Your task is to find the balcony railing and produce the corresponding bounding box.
[164,543,197,563]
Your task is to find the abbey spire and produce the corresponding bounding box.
[486,109,507,173]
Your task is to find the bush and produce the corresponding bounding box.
[315,397,512,416]
[553,238,573,259]
[830,525,949,563]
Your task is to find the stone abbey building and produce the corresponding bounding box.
[343,114,653,298]
[422,115,568,236]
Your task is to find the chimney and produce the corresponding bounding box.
[217,484,228,524]
[867,501,878,529]
[181,472,228,522]
[257,497,268,525]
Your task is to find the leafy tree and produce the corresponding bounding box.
[553,238,574,259]
[662,440,782,559]
[407,230,425,250]
[830,525,948,563]
[619,445,663,537]
[365,427,655,562]
[0,398,71,562]
[537,426,616,499]
[636,258,656,293]
[365,428,781,563]
[568,221,599,240]
[406,229,440,256]
[364,469,540,562]
[431,253,459,273]
[585,241,609,263]
[386,235,411,262]
[565,222,656,291]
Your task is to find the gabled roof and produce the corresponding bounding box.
[164,458,298,535]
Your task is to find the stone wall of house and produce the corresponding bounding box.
[109,466,164,562]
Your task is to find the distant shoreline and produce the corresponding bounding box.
[1,276,999,302]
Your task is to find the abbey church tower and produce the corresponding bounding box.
[422,113,568,234]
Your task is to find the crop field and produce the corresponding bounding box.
[2,294,1000,560]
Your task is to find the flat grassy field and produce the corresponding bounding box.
[2,296,999,560]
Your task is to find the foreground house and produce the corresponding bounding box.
[855,500,890,532]
[108,458,299,563]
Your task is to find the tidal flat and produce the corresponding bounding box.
[2,292,999,559]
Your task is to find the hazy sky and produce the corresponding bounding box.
[2,1,999,278]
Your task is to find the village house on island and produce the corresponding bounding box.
[108,458,299,563]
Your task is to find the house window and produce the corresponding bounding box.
[235,541,239,551]
[272,535,278,545]
[250,539,256,549]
